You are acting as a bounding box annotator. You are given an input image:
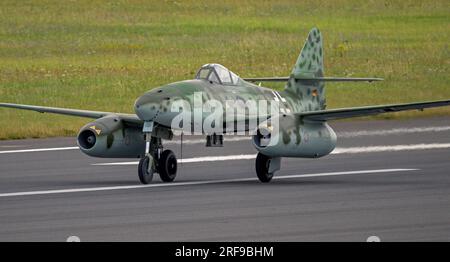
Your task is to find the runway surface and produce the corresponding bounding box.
[0,117,449,241]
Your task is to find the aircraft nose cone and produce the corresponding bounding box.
[134,95,158,121]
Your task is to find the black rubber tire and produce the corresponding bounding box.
[138,156,154,184]
[158,150,177,182]
[255,153,273,183]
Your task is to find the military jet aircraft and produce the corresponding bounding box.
[1,27,449,184]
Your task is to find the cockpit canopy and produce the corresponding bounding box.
[195,64,240,85]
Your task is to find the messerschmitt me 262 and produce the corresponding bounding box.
[1,28,449,184]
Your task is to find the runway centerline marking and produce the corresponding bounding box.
[0,146,78,154]
[94,154,257,166]
[1,125,449,154]
[0,169,418,198]
[93,143,450,166]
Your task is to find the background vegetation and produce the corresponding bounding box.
[0,0,449,139]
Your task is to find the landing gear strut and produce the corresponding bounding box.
[138,124,177,184]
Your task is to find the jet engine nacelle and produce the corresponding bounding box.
[77,115,145,158]
[252,114,337,158]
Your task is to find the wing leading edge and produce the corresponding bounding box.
[3,99,450,126]
[295,100,450,121]
[243,77,383,82]
[0,103,142,125]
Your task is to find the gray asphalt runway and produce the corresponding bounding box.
[0,117,449,241]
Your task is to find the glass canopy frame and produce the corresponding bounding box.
[195,64,239,85]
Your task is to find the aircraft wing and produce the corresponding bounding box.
[295,100,450,121]
[243,77,383,82]
[0,103,143,125]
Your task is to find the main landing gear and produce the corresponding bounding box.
[138,128,178,184]
[138,122,277,185]
[255,153,281,183]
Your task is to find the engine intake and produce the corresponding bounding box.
[252,115,337,158]
[77,129,96,149]
[77,115,145,158]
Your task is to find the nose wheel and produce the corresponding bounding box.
[158,150,177,182]
[138,131,178,184]
[138,155,155,184]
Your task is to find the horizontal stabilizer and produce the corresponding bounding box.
[295,99,450,121]
[243,77,383,82]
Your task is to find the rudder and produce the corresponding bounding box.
[285,27,326,111]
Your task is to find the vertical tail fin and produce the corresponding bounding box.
[285,27,326,111]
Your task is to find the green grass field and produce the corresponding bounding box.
[0,0,449,139]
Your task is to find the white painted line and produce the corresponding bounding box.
[0,146,79,154]
[0,145,27,148]
[332,143,450,154]
[338,126,450,138]
[0,137,250,154]
[93,154,256,166]
[93,143,450,166]
[93,161,138,166]
[0,168,418,198]
[165,136,250,145]
[1,125,449,154]
[166,126,450,141]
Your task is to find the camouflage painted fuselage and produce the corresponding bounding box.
[134,78,296,128]
[134,28,335,158]
[134,78,336,159]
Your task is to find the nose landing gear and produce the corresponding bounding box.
[138,122,178,184]
[138,148,177,184]
[138,155,155,184]
[158,150,177,182]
